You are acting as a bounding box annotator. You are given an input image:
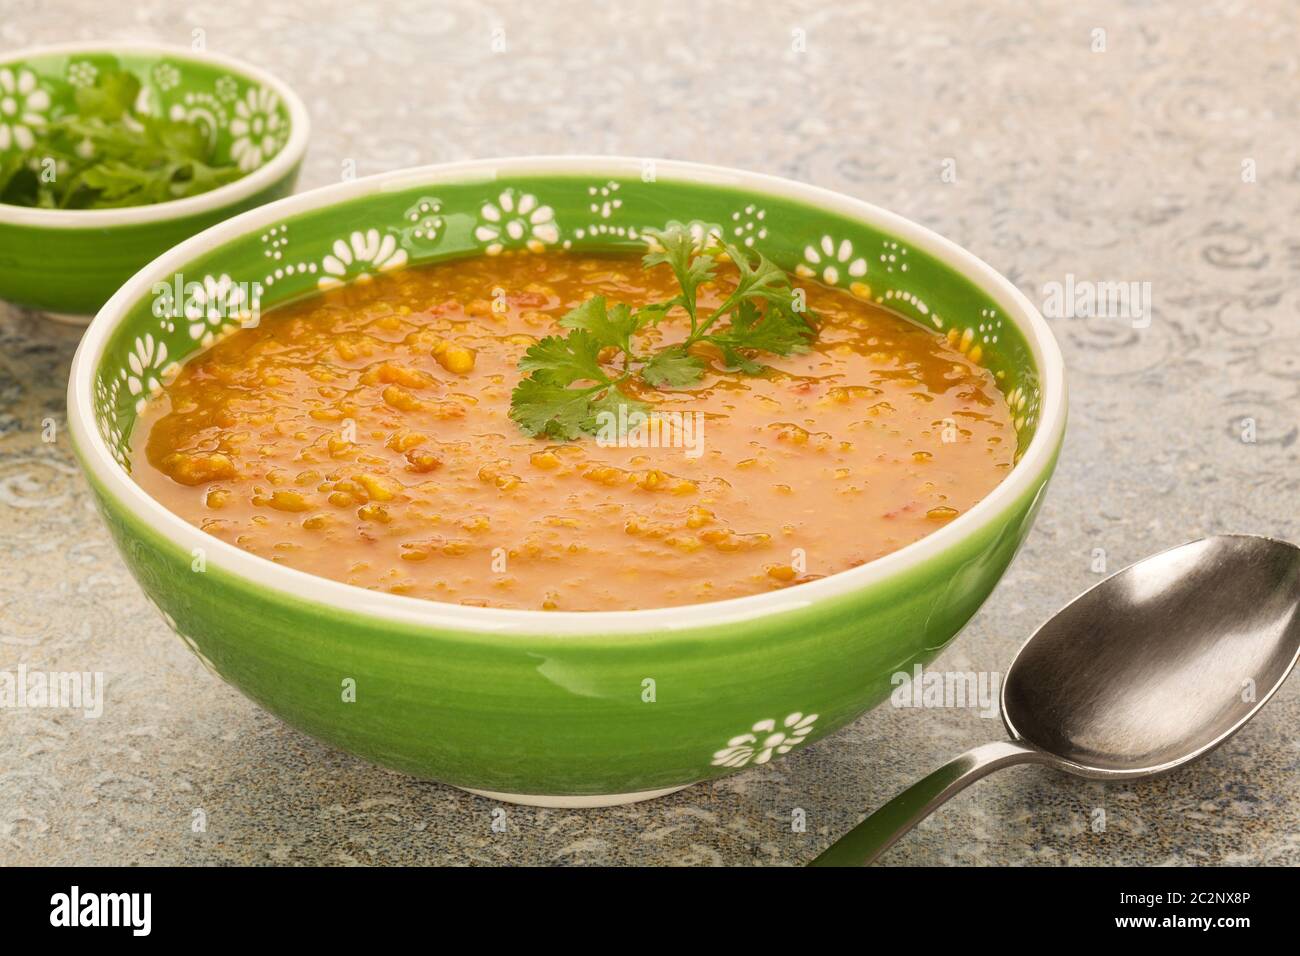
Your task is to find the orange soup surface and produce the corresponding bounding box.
[132,252,1016,610]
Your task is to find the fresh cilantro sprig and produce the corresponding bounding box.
[0,67,243,210]
[508,225,817,439]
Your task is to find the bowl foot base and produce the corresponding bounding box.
[461,783,692,807]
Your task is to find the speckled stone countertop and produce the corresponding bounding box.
[2,0,1298,866]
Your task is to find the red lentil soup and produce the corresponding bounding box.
[132,251,1016,611]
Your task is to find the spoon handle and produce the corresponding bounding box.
[809,739,1051,866]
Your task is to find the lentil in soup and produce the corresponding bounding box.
[132,251,1015,610]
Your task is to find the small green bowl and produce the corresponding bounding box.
[0,42,309,320]
[68,158,1066,806]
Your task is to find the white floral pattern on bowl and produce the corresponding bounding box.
[152,62,181,91]
[230,85,286,172]
[0,67,51,152]
[67,60,98,88]
[399,197,445,252]
[729,204,769,247]
[185,273,248,345]
[168,91,228,148]
[214,75,239,103]
[318,228,408,289]
[125,333,177,413]
[94,375,126,465]
[474,188,559,254]
[796,235,868,287]
[711,711,819,768]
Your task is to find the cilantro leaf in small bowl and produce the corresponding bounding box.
[0,67,242,210]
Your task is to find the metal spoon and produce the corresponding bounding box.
[810,534,1300,867]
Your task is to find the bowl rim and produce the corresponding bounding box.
[0,41,311,229]
[67,155,1067,636]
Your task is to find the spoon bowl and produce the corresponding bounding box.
[813,534,1300,866]
[1004,534,1300,777]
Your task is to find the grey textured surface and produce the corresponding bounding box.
[2,0,1298,866]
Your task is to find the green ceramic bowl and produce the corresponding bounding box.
[67,158,1066,806]
[0,42,309,320]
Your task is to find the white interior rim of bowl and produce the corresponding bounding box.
[68,156,1068,636]
[0,41,311,228]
